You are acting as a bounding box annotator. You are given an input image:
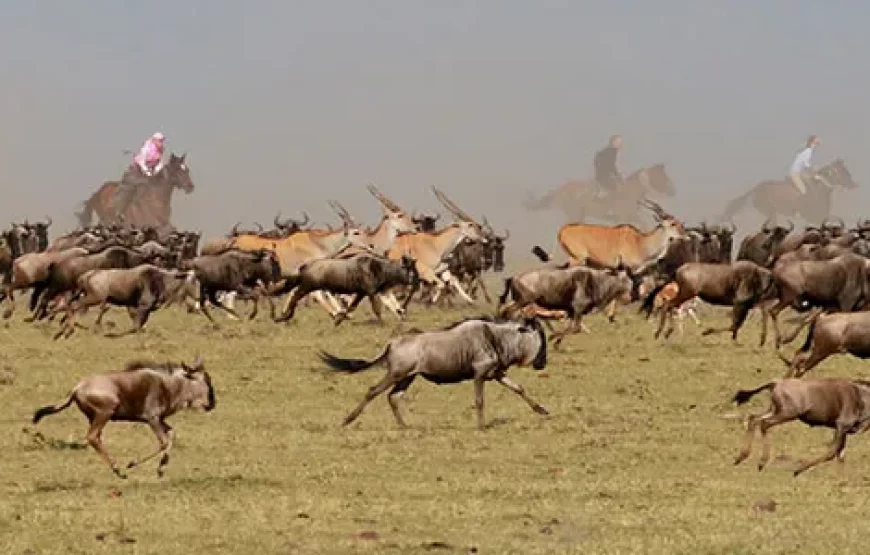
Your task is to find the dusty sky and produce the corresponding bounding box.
[1,1,867,252]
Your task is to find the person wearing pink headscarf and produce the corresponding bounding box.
[112,132,167,222]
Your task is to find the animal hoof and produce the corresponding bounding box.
[126,462,136,469]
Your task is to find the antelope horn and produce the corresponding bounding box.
[432,187,476,223]
[366,182,402,212]
[500,228,510,241]
[274,213,283,228]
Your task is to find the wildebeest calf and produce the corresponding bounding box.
[319,316,548,429]
[32,356,215,478]
[732,377,870,476]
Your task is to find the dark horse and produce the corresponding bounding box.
[720,159,857,225]
[524,164,676,226]
[76,153,195,228]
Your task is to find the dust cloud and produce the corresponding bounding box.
[1,2,867,258]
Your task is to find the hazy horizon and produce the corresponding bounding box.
[2,1,867,253]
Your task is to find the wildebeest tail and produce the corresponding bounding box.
[32,391,76,424]
[318,344,391,373]
[531,246,551,262]
[732,382,775,405]
[798,314,822,354]
[639,282,668,318]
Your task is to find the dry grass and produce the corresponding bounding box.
[3,295,870,554]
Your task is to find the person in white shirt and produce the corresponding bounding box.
[789,135,820,195]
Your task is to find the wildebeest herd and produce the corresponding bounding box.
[8,185,870,479]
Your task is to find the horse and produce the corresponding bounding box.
[524,164,676,226]
[720,159,857,226]
[75,153,195,229]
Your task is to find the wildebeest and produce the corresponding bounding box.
[732,377,870,476]
[642,261,776,344]
[276,253,420,325]
[736,220,793,267]
[0,246,91,319]
[185,248,282,322]
[31,356,215,478]
[320,317,548,429]
[768,253,870,347]
[31,245,164,321]
[412,212,441,233]
[55,264,190,339]
[497,263,639,348]
[779,312,870,377]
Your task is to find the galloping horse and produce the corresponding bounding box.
[75,153,195,228]
[720,159,857,225]
[524,164,676,225]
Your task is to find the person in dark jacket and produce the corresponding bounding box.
[593,135,623,198]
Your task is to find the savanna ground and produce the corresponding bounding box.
[2,286,870,554]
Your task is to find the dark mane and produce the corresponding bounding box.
[123,360,177,374]
[441,315,495,331]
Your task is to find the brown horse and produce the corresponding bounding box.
[524,164,676,225]
[720,159,857,225]
[76,153,195,228]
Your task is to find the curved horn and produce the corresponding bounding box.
[761,218,771,232]
[786,219,794,232]
[366,182,402,212]
[834,215,845,229]
[231,222,241,235]
[274,212,283,228]
[44,215,52,227]
[499,228,510,241]
[297,211,310,227]
[254,222,264,233]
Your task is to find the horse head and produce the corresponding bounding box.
[165,152,195,194]
[820,158,858,191]
[643,164,676,196]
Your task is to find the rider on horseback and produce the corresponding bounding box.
[110,132,166,221]
[789,135,820,195]
[594,135,623,199]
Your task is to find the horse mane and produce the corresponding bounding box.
[123,360,177,374]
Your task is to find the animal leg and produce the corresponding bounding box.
[334,293,367,327]
[792,349,829,378]
[496,375,548,416]
[387,376,417,429]
[93,302,111,329]
[275,287,308,322]
[551,316,583,350]
[793,426,848,477]
[126,418,171,474]
[367,294,384,325]
[734,412,763,466]
[473,378,486,430]
[780,308,824,346]
[342,374,401,427]
[86,412,126,479]
[107,306,151,338]
[757,411,793,471]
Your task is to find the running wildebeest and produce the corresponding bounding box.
[768,253,870,347]
[276,253,419,325]
[31,356,215,478]
[186,248,282,322]
[642,261,777,344]
[779,312,870,377]
[497,263,639,348]
[736,220,793,267]
[732,377,870,476]
[319,317,548,429]
[55,264,190,339]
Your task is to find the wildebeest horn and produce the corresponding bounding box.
[254,222,264,233]
[231,222,241,235]
[786,219,794,232]
[725,221,736,234]
[189,355,204,372]
[44,216,52,227]
[431,186,477,223]
[499,228,510,241]
[274,213,284,228]
[366,182,402,212]
[297,211,310,227]
[761,218,772,232]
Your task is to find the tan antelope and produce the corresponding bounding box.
[385,187,485,304]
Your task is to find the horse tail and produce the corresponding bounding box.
[720,189,753,222]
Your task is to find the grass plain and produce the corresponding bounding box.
[2,288,870,555]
